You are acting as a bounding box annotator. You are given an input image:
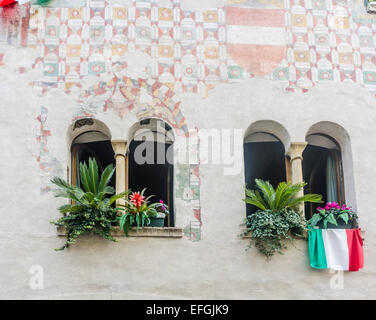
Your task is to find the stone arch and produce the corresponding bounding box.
[244,120,291,152]
[67,117,112,148]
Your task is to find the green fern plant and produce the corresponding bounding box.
[51,157,128,251]
[244,179,323,212]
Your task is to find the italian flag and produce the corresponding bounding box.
[308,228,364,271]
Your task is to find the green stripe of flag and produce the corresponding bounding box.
[308,229,327,269]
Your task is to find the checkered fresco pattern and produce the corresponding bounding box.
[285,0,376,95]
[28,0,227,96]
[21,0,376,98]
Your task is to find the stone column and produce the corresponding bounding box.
[111,140,127,207]
[286,142,307,214]
[285,156,292,184]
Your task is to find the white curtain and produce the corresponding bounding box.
[326,155,337,202]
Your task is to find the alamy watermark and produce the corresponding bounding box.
[329,269,344,290]
[29,265,44,290]
[131,122,244,176]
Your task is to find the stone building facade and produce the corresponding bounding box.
[0,0,375,299]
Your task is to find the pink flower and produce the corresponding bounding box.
[324,202,340,210]
[159,200,167,212]
[130,192,145,208]
[340,204,352,211]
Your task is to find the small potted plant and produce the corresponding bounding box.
[149,200,169,227]
[117,188,160,236]
[307,202,358,229]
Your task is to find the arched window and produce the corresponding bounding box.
[70,119,115,189]
[127,119,175,226]
[243,131,286,215]
[302,133,345,219]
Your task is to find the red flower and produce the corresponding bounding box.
[130,192,145,208]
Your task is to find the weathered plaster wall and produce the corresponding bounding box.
[0,0,375,299]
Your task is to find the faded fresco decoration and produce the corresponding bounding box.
[2,0,376,240]
[2,0,376,97]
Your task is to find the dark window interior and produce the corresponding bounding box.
[128,140,174,227]
[302,144,343,219]
[72,140,115,190]
[243,141,286,215]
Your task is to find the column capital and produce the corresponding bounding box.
[286,142,307,161]
[111,140,127,157]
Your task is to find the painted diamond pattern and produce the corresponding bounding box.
[22,0,376,98]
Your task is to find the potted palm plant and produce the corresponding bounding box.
[243,179,323,257]
[50,158,128,250]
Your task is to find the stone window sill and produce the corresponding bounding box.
[242,229,365,239]
[57,226,183,238]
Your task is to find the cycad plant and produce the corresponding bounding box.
[244,179,322,212]
[51,157,128,251]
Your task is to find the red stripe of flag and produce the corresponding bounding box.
[226,6,285,28]
[346,228,364,272]
[0,0,16,7]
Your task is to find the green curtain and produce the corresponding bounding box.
[326,154,337,202]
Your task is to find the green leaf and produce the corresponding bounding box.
[98,164,115,195]
[88,157,99,194]
[109,191,129,205]
[118,215,126,230]
[307,213,322,228]
[79,161,91,193]
[273,182,288,211]
[58,204,85,214]
[338,213,349,224]
[326,213,338,226]
[255,179,275,210]
[285,193,323,209]
[244,188,267,211]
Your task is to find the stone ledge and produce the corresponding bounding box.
[241,229,366,239]
[57,226,183,238]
